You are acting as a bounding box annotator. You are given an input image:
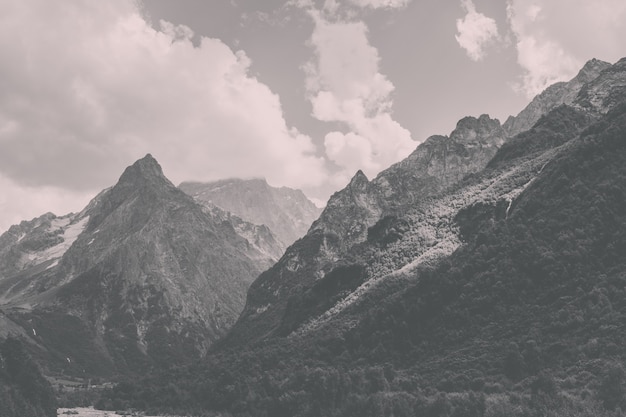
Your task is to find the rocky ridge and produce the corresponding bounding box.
[224,113,508,345]
[223,58,626,349]
[503,58,611,137]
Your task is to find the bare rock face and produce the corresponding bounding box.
[179,178,322,249]
[574,57,626,114]
[312,170,382,247]
[375,114,505,206]
[0,154,275,376]
[200,202,285,264]
[503,58,611,137]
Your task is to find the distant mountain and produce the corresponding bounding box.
[102,58,626,417]
[179,178,322,248]
[0,154,278,376]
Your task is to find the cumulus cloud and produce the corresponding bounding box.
[0,0,327,232]
[0,175,94,233]
[346,0,411,9]
[507,0,626,97]
[305,11,415,185]
[455,0,500,61]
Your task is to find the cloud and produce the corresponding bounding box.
[305,11,415,184]
[0,0,328,232]
[455,0,500,61]
[507,0,626,97]
[346,0,411,9]
[0,175,94,233]
[317,0,411,16]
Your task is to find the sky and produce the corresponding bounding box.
[1,0,625,233]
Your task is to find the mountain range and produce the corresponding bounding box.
[94,57,626,417]
[2,57,626,417]
[0,155,318,377]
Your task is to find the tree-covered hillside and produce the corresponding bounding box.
[0,338,57,417]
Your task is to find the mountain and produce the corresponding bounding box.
[0,154,278,376]
[97,58,626,417]
[503,58,611,137]
[179,178,322,248]
[223,113,506,346]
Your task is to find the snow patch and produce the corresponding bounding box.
[25,216,89,265]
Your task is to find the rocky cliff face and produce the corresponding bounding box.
[200,202,285,263]
[179,178,322,248]
[503,58,610,137]
[574,57,626,114]
[0,155,276,376]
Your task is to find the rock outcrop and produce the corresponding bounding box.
[503,58,611,137]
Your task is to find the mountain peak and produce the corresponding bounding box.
[117,154,169,187]
[449,114,504,146]
[575,58,611,83]
[349,170,369,187]
[131,153,163,176]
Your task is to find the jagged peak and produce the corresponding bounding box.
[581,57,610,71]
[574,58,611,82]
[348,170,369,188]
[450,114,502,144]
[86,154,177,225]
[126,153,163,176]
[453,114,500,130]
[116,153,171,189]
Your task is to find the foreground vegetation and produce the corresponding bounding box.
[0,338,57,417]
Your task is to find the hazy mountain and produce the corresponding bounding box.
[179,178,322,248]
[0,154,279,376]
[97,58,626,417]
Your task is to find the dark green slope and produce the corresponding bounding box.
[349,100,626,374]
[0,338,57,417]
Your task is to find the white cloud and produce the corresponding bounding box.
[346,0,411,9]
[455,0,500,62]
[305,12,415,183]
[0,0,328,232]
[0,175,94,233]
[507,0,626,97]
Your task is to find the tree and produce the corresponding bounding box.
[598,363,625,410]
